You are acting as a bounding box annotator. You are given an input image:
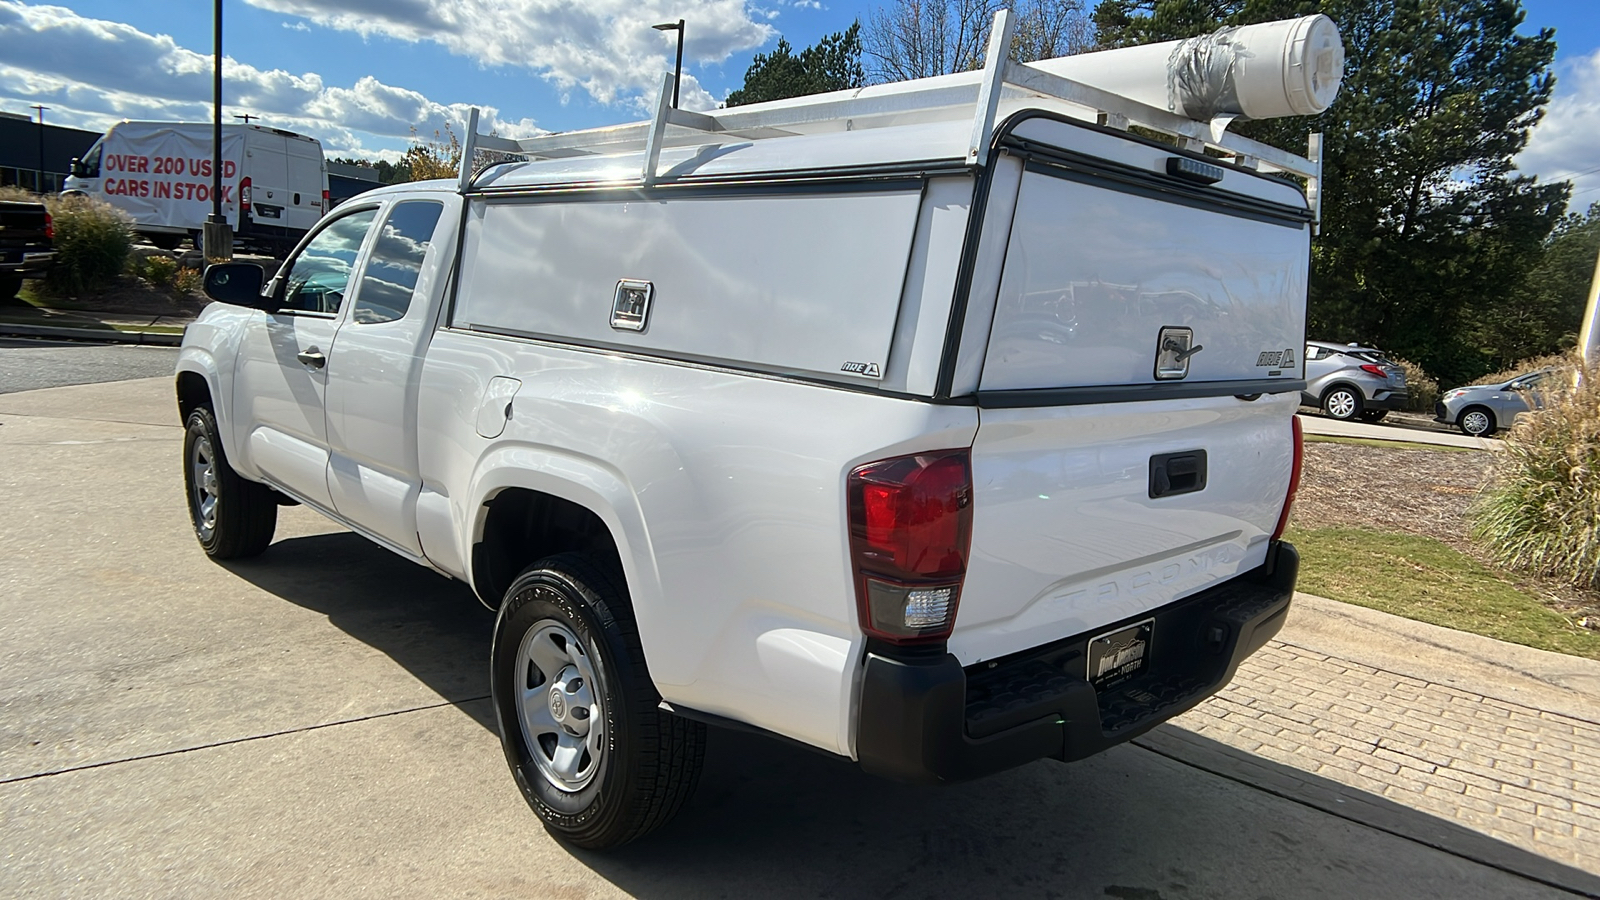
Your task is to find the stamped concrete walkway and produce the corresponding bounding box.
[1144,592,1600,893]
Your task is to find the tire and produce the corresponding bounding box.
[0,274,21,300]
[491,553,705,850]
[183,406,278,559]
[1457,406,1497,438]
[1321,385,1364,421]
[1358,410,1389,423]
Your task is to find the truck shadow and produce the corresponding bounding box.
[221,530,498,731]
[223,531,1596,898]
[584,726,1599,899]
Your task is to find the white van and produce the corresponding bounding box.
[64,121,328,254]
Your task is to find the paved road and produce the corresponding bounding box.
[0,338,179,394]
[0,378,1593,899]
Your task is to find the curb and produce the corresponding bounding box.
[0,322,184,346]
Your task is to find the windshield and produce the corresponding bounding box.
[78,139,103,178]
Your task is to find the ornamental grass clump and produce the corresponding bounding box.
[1471,355,1600,590]
[43,194,133,296]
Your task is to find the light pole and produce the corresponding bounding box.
[653,19,685,109]
[30,104,48,193]
[203,0,233,261]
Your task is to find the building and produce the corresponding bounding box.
[0,112,100,194]
[327,160,383,207]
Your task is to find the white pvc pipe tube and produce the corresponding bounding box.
[1030,15,1345,121]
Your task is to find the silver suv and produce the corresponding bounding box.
[1302,341,1409,422]
[1434,369,1552,437]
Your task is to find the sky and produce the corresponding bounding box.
[0,0,1595,202]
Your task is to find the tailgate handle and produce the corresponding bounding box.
[1149,450,1207,499]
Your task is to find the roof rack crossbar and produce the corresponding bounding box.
[455,9,1322,225]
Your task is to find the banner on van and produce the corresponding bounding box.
[98,128,245,229]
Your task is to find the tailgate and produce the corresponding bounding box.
[0,203,49,250]
[950,152,1307,665]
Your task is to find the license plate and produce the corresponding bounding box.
[1087,619,1153,690]
[256,205,281,219]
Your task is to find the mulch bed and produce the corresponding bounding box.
[1293,438,1600,624]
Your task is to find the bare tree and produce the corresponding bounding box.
[864,0,1092,83]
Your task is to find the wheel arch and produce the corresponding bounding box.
[1320,380,1365,402]
[1457,404,1497,434]
[465,451,660,621]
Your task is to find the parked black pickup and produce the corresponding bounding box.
[0,200,55,299]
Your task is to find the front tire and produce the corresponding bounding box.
[1457,406,1497,437]
[491,553,705,849]
[1321,385,1364,421]
[183,406,277,558]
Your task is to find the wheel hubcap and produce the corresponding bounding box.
[516,620,604,793]
[190,434,218,540]
[1328,392,1356,418]
[1463,411,1489,435]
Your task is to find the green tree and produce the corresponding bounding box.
[1473,203,1600,362]
[726,23,866,106]
[1090,0,1569,385]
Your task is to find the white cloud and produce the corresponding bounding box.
[282,21,310,32]
[0,1,543,159]
[245,0,775,111]
[1518,47,1600,203]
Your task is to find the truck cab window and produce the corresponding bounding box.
[351,201,445,324]
[280,208,378,314]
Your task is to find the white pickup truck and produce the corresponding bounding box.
[177,14,1337,849]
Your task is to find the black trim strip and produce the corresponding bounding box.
[439,325,976,405]
[978,380,1306,409]
[1017,156,1311,229]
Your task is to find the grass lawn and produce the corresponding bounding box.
[1286,525,1600,661]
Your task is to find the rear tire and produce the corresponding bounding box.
[183,406,277,559]
[1358,409,1389,423]
[1321,385,1364,421]
[1457,406,1497,437]
[0,274,21,300]
[491,553,705,850]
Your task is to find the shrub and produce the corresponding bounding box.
[1471,355,1600,591]
[141,255,179,287]
[172,266,202,295]
[1474,353,1572,389]
[43,195,133,296]
[1389,356,1440,413]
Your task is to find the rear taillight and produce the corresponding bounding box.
[847,449,973,645]
[321,189,329,214]
[240,176,252,213]
[1359,364,1387,378]
[1272,415,1304,541]
[44,212,53,241]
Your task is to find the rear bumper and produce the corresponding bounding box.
[856,541,1298,783]
[1367,391,1408,411]
[0,249,55,277]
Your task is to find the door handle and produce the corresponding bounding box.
[296,347,326,369]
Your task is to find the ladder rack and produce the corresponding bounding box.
[457,10,1324,224]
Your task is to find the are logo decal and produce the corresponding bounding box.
[1256,348,1297,368]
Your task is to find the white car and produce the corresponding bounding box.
[175,21,1323,849]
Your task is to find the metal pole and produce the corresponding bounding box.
[204,0,232,261]
[672,19,684,109]
[30,104,48,193]
[653,20,685,109]
[212,0,223,223]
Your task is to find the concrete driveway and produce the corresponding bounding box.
[1,377,1593,899]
